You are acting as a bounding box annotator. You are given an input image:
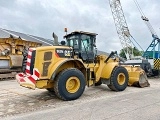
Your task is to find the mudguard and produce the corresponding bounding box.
[48,59,85,80]
[100,62,118,79]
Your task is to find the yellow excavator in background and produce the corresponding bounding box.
[0,28,55,79]
[0,36,42,79]
[16,30,149,101]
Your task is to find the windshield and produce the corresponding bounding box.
[66,34,94,52]
[81,35,92,51]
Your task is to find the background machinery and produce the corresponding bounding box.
[109,0,134,60]
[0,28,54,79]
[109,0,153,76]
[133,0,160,75]
[16,30,149,101]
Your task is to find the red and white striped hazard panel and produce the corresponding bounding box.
[16,48,40,89]
[16,68,40,89]
[25,48,35,75]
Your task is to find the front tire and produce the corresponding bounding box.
[54,68,86,101]
[107,66,129,91]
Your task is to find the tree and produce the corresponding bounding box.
[119,47,142,59]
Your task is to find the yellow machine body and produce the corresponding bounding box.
[16,31,149,101]
[17,46,119,88]
[32,47,149,89]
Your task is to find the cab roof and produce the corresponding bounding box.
[64,31,98,38]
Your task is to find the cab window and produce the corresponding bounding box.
[67,35,79,49]
[81,35,92,51]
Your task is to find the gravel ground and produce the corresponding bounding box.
[0,78,159,119]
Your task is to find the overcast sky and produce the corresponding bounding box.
[0,0,160,53]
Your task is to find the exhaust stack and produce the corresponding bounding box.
[52,32,59,45]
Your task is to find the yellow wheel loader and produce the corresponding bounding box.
[16,31,149,101]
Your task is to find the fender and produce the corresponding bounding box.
[100,62,118,79]
[48,59,85,80]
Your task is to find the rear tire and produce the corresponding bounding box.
[107,66,129,91]
[54,68,85,101]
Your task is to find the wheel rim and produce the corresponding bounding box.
[117,73,125,85]
[66,77,80,93]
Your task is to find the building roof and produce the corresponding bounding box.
[0,28,54,46]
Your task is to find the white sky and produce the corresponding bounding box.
[0,0,160,53]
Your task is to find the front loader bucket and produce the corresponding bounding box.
[123,65,150,88]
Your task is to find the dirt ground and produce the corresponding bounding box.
[0,78,160,119]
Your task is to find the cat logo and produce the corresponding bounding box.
[64,50,71,56]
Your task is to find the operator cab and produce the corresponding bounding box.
[64,31,97,62]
